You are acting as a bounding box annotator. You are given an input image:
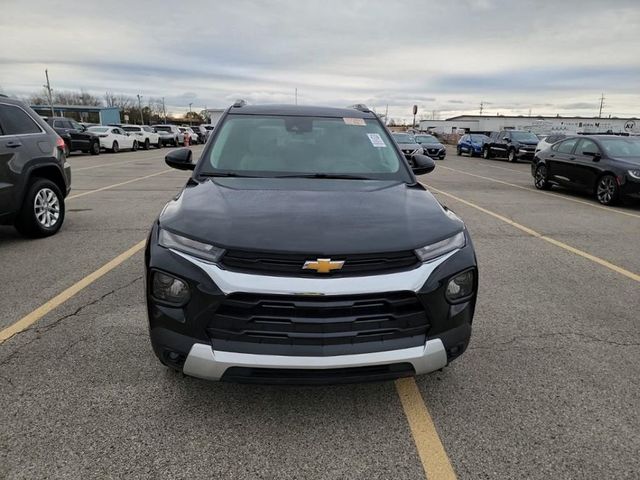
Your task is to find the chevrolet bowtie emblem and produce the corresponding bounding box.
[302,258,345,273]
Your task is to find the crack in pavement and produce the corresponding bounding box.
[470,330,640,351]
[0,276,143,367]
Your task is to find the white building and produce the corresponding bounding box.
[204,108,225,126]
[420,115,640,135]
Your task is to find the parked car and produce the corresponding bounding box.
[193,125,209,142]
[535,133,566,155]
[391,132,424,162]
[121,124,162,149]
[153,125,183,147]
[0,96,71,237]
[457,134,490,157]
[146,103,477,383]
[45,116,101,156]
[87,126,139,152]
[483,130,539,162]
[179,127,199,145]
[415,133,446,160]
[532,135,640,205]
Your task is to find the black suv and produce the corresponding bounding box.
[46,116,100,156]
[0,96,71,237]
[145,103,478,384]
[483,130,539,162]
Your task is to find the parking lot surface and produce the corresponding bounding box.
[1,145,638,479]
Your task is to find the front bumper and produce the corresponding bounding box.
[517,148,536,160]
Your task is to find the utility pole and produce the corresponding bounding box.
[384,104,389,126]
[598,93,605,118]
[479,101,484,115]
[295,88,298,105]
[137,94,143,124]
[43,69,54,117]
[188,103,193,126]
[162,97,166,123]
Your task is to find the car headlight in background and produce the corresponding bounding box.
[628,169,640,179]
[158,228,225,262]
[445,270,475,302]
[414,231,466,262]
[152,271,190,305]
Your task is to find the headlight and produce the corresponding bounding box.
[445,270,475,302]
[414,231,466,262]
[628,169,640,180]
[158,228,224,262]
[152,271,190,305]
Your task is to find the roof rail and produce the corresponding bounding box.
[0,93,8,97]
[348,104,371,113]
[232,99,247,108]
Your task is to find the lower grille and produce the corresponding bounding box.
[427,148,442,155]
[207,292,429,354]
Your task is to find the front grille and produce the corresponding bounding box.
[221,249,419,277]
[207,292,429,353]
[427,148,441,155]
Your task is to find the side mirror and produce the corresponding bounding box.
[584,151,601,161]
[410,154,436,175]
[503,137,510,142]
[165,148,195,170]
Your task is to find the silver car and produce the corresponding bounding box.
[153,125,183,147]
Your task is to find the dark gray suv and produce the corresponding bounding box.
[0,96,71,237]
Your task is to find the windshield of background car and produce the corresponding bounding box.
[511,131,538,142]
[202,114,410,181]
[599,138,640,158]
[392,133,416,143]
[415,135,438,143]
[470,134,488,142]
[88,127,109,133]
[155,126,171,132]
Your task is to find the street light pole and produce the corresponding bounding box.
[137,94,143,124]
[44,69,54,117]
[162,97,166,123]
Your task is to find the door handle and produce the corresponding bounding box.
[5,140,22,148]
[569,157,575,160]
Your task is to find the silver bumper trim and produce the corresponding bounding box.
[171,249,457,295]
[182,339,448,381]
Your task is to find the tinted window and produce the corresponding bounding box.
[546,134,566,144]
[599,137,640,157]
[0,104,42,135]
[415,135,438,143]
[154,126,171,132]
[123,126,141,132]
[143,126,153,132]
[53,120,64,128]
[392,133,416,143]
[70,119,83,130]
[555,138,578,154]
[576,139,599,156]
[511,131,538,142]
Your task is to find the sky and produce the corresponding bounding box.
[1,0,639,122]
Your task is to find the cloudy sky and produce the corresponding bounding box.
[1,0,639,121]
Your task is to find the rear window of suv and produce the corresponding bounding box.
[0,104,42,135]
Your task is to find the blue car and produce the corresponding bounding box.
[457,134,490,157]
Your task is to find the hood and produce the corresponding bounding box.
[159,178,464,254]
[420,142,444,148]
[611,156,640,167]
[396,143,422,150]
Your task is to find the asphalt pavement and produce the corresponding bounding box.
[1,145,638,479]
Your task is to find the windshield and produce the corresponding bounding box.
[122,126,141,132]
[88,127,109,133]
[201,114,410,181]
[470,134,488,142]
[415,135,438,143]
[511,131,539,142]
[154,126,171,132]
[599,137,640,158]
[392,133,416,144]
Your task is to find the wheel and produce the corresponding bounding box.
[132,141,139,151]
[456,146,462,156]
[534,164,551,190]
[14,178,65,237]
[483,146,491,159]
[112,141,119,153]
[156,140,162,149]
[507,149,517,163]
[63,142,70,158]
[90,140,100,155]
[144,139,150,150]
[174,138,179,147]
[595,174,619,205]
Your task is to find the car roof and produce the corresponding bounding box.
[228,104,376,118]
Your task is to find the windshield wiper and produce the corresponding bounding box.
[199,172,260,178]
[273,173,374,180]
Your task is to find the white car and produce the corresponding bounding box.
[121,125,162,150]
[88,126,139,153]
[178,127,199,145]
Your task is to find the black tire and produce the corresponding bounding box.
[595,174,620,205]
[456,146,462,156]
[156,140,162,149]
[112,141,119,153]
[483,146,491,159]
[14,178,65,238]
[507,148,517,163]
[534,164,551,190]
[90,140,100,155]
[132,141,139,151]
[144,139,150,150]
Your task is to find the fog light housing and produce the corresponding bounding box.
[445,270,474,302]
[152,271,190,305]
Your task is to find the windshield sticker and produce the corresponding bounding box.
[367,133,386,148]
[343,117,366,126]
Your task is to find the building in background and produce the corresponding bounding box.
[420,114,640,136]
[203,108,225,126]
[30,105,121,125]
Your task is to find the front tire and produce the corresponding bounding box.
[156,140,162,149]
[90,140,100,155]
[596,174,619,205]
[144,139,150,150]
[534,164,551,190]
[457,146,462,156]
[483,146,491,159]
[507,149,517,163]
[14,178,65,237]
[112,141,119,153]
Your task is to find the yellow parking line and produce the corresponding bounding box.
[437,165,640,220]
[396,378,457,480]
[67,169,172,200]
[0,241,146,344]
[424,183,640,283]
